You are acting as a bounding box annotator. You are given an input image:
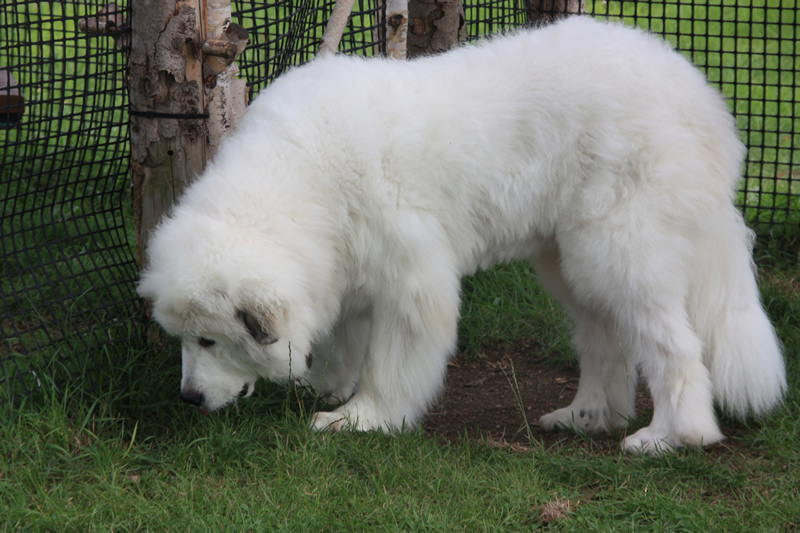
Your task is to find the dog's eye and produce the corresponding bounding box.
[198,337,216,348]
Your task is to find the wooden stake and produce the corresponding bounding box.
[130,0,207,268]
[130,0,248,269]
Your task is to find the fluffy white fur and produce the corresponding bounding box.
[137,17,787,455]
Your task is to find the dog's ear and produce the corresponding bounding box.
[236,307,278,345]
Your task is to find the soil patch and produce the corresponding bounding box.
[423,343,751,455]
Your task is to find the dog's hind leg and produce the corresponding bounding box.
[555,221,724,455]
[616,306,723,455]
[539,312,636,433]
[535,248,637,433]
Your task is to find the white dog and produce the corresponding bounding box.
[138,17,786,454]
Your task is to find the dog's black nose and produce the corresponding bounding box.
[181,389,204,407]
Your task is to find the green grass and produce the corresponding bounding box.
[1,1,799,529]
[2,254,799,530]
[458,262,573,361]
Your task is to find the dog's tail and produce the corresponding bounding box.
[688,205,786,419]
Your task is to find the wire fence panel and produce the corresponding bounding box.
[462,0,799,233]
[587,1,799,234]
[1,1,139,407]
[1,0,797,407]
[232,0,386,96]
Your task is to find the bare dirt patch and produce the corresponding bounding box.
[422,343,752,455]
[422,344,635,452]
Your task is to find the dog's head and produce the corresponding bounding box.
[137,211,325,413]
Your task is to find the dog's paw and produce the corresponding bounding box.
[310,411,349,432]
[310,396,405,433]
[539,405,618,433]
[621,427,679,456]
[621,424,724,455]
[309,407,387,433]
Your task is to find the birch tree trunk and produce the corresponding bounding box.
[318,0,357,57]
[203,0,249,157]
[130,0,207,268]
[385,0,409,59]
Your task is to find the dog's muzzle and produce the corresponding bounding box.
[181,389,204,407]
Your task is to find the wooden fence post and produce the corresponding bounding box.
[527,0,585,24]
[407,0,466,58]
[130,0,207,268]
[130,0,247,268]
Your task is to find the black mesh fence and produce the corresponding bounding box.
[584,1,799,234]
[1,0,798,408]
[231,0,385,96]
[1,1,139,407]
[461,0,799,233]
[0,0,385,409]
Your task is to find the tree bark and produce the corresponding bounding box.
[130,0,207,268]
[527,0,585,24]
[385,0,409,59]
[318,0,357,57]
[203,0,249,157]
[407,0,466,58]
[130,0,247,268]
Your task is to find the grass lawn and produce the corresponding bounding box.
[2,245,799,530]
[1,0,798,529]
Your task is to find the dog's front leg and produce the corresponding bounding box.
[310,278,460,433]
